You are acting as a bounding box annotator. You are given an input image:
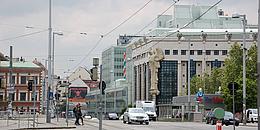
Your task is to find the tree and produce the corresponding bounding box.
[221,43,257,112]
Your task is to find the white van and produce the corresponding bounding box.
[246,109,258,123]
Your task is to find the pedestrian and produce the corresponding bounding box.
[77,104,84,125]
[73,104,80,125]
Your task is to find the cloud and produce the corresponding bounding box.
[0,0,257,77]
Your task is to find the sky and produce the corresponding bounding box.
[0,0,258,78]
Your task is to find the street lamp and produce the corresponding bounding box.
[52,31,63,122]
[232,14,247,125]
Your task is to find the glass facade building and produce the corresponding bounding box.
[157,61,178,104]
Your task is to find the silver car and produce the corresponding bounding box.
[123,108,149,125]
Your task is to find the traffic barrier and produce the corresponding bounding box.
[216,120,222,130]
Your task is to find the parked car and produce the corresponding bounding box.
[123,108,149,125]
[205,111,217,125]
[222,111,239,126]
[246,109,258,123]
[107,113,119,120]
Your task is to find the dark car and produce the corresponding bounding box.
[205,111,217,125]
[107,113,119,120]
[222,111,239,126]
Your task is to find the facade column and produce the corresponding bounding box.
[145,63,149,100]
[177,60,182,96]
[140,64,144,100]
[201,33,207,92]
[136,65,140,101]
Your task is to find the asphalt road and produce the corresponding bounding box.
[70,119,258,130]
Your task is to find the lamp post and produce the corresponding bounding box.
[46,0,52,123]
[232,14,247,125]
[52,31,63,122]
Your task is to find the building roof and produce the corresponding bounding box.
[0,61,40,68]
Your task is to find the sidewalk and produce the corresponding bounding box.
[0,115,76,130]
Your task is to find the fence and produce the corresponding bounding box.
[0,111,39,129]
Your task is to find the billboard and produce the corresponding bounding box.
[69,87,87,102]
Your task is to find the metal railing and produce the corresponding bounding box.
[0,111,39,129]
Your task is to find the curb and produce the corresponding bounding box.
[12,126,76,130]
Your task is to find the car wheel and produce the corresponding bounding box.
[123,117,126,124]
[251,118,254,123]
[235,122,239,126]
[206,119,209,124]
[140,122,143,125]
[145,122,149,125]
[128,117,131,124]
[210,119,214,125]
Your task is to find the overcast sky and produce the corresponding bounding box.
[0,0,258,77]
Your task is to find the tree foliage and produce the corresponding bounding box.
[190,43,257,112]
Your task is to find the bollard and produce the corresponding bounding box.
[216,120,222,130]
[27,112,30,128]
[18,112,20,128]
[37,114,38,127]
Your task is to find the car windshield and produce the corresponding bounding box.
[109,113,117,116]
[252,109,258,114]
[129,109,145,113]
[225,112,233,117]
[143,107,155,112]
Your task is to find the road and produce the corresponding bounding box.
[0,117,256,130]
[69,119,258,130]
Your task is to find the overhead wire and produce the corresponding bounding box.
[0,29,48,42]
[134,0,179,36]
[143,0,223,52]
[103,0,153,37]
[70,0,153,72]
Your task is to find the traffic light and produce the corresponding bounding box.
[90,67,98,81]
[98,81,106,95]
[28,80,33,91]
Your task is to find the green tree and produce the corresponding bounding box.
[221,43,257,112]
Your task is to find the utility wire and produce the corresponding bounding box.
[103,0,153,37]
[70,0,153,72]
[134,0,179,35]
[0,29,48,42]
[145,0,223,51]
[70,37,103,71]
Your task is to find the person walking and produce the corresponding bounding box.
[77,104,84,125]
[73,104,80,125]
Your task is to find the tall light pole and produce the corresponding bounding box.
[46,0,52,123]
[232,14,247,125]
[257,1,260,129]
[187,37,191,121]
[52,31,63,122]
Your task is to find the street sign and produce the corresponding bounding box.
[228,82,238,91]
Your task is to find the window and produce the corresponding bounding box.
[172,50,178,55]
[11,76,15,84]
[206,50,211,55]
[165,50,170,55]
[0,92,3,101]
[190,50,194,55]
[21,76,27,84]
[181,50,186,55]
[222,50,228,55]
[198,64,200,66]
[9,93,15,101]
[215,44,218,46]
[197,50,202,55]
[214,50,219,55]
[191,44,193,46]
[31,92,38,101]
[20,92,26,101]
